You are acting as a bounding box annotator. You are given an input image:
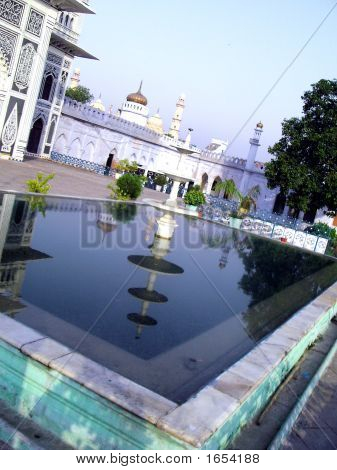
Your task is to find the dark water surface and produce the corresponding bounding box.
[1,193,336,403]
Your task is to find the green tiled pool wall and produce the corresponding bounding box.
[0,339,192,450]
[203,303,336,449]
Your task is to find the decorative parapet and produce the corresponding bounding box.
[62,98,199,152]
[199,150,247,168]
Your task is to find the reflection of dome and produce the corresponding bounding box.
[97,213,117,233]
[147,111,164,134]
[256,121,263,129]
[90,96,105,112]
[128,255,184,275]
[97,220,117,233]
[127,81,148,106]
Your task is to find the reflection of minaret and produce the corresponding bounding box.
[70,68,81,89]
[0,195,51,316]
[169,93,186,140]
[127,213,183,338]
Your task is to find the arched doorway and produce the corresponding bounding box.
[27,118,44,154]
[273,193,286,214]
[104,153,114,176]
[211,176,221,196]
[106,153,114,168]
[201,173,208,191]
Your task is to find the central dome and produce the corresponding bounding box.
[127,81,148,106]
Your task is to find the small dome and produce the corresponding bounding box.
[256,121,263,129]
[147,110,164,134]
[127,81,148,106]
[90,96,105,112]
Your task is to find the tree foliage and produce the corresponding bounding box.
[65,85,93,104]
[265,79,337,215]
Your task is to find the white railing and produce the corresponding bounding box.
[54,22,79,44]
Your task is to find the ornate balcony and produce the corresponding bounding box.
[54,21,80,44]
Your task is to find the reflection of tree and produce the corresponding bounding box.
[237,238,331,305]
[199,223,243,269]
[105,202,137,223]
[199,221,337,341]
[237,237,337,341]
[27,196,47,217]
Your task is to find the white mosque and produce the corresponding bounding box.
[53,72,280,213]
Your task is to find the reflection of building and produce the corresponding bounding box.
[0,194,51,315]
[0,0,96,162]
[127,213,184,338]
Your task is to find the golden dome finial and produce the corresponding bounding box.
[256,121,263,129]
[127,81,148,106]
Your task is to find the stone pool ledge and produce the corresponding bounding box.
[0,282,336,449]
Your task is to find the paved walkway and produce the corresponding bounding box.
[231,321,337,450]
[0,158,169,203]
[281,346,337,450]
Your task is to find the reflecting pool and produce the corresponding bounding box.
[0,192,336,404]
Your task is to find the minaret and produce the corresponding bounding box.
[169,93,186,140]
[70,68,81,89]
[246,121,263,170]
[185,128,193,147]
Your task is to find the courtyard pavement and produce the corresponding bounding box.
[0,158,169,203]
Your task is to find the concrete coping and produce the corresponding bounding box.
[0,281,336,447]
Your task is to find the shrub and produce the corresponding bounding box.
[154,174,167,186]
[26,173,55,194]
[305,222,337,240]
[109,173,144,200]
[184,189,206,206]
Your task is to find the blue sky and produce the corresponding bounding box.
[74,0,337,161]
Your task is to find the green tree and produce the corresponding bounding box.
[65,85,93,104]
[265,79,337,216]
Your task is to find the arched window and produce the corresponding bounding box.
[27,118,44,154]
[65,14,70,27]
[59,12,64,24]
[70,17,74,30]
[40,74,54,101]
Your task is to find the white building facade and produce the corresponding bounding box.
[53,96,278,212]
[0,0,96,162]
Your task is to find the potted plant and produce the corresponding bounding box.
[238,185,261,215]
[154,174,167,192]
[184,189,206,211]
